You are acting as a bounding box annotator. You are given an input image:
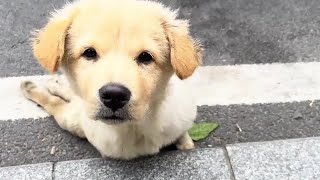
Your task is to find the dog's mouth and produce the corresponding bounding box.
[93,114,129,124]
[92,106,132,124]
[98,114,129,124]
[88,101,134,124]
[106,115,124,120]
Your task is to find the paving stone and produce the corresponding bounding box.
[0,163,52,180]
[54,148,231,180]
[227,137,320,180]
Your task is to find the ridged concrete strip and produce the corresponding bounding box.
[227,137,320,180]
[0,162,53,180]
[0,148,232,180]
[54,148,231,180]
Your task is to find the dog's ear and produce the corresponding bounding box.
[32,3,78,73]
[163,14,203,80]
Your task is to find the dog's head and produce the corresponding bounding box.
[32,0,202,124]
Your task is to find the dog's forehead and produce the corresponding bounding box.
[70,2,165,42]
[68,1,169,58]
[73,0,165,33]
[73,15,162,37]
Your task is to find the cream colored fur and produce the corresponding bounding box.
[21,0,202,159]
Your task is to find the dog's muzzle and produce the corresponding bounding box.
[94,83,132,123]
[99,83,131,112]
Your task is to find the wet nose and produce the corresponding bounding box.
[98,84,131,112]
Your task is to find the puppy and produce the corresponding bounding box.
[21,0,202,159]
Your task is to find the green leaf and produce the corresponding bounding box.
[188,123,219,141]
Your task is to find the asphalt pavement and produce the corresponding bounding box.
[1,0,320,77]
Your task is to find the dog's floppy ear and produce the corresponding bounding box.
[32,3,78,73]
[163,14,203,80]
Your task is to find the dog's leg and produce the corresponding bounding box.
[176,132,195,150]
[45,75,75,102]
[20,79,85,138]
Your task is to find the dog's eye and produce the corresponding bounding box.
[136,51,153,64]
[82,48,97,59]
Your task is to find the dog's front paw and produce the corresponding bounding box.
[47,75,64,85]
[176,140,195,150]
[176,132,195,150]
[46,77,63,96]
[46,75,74,101]
[20,81,37,99]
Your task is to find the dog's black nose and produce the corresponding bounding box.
[99,84,131,112]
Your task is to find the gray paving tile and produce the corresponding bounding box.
[227,137,320,180]
[54,148,231,180]
[0,163,52,180]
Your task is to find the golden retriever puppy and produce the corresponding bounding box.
[20,0,202,159]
